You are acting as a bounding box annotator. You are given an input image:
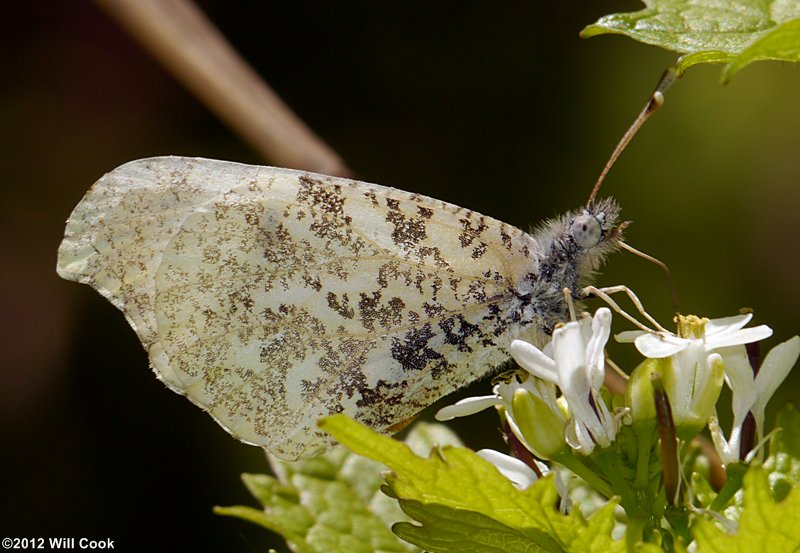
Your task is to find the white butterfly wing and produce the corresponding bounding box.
[58,158,249,352]
[58,157,540,459]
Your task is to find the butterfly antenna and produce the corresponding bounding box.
[587,68,678,207]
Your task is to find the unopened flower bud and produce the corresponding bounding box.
[510,387,568,460]
[626,357,662,423]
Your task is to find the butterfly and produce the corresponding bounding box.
[57,156,622,460]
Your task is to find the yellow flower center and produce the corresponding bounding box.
[674,314,709,339]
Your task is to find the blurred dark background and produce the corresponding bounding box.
[3,2,799,551]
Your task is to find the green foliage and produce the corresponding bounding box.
[218,404,800,552]
[721,17,800,80]
[690,404,800,550]
[581,0,800,80]
[693,466,800,552]
[764,402,800,501]
[215,437,427,552]
[320,415,625,553]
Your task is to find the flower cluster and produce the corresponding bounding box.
[436,307,800,499]
[618,313,799,464]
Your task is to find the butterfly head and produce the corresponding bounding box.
[517,197,624,339]
[571,197,624,259]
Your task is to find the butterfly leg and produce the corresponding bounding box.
[582,284,669,335]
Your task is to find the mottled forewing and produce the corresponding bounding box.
[57,157,248,348]
[58,157,539,460]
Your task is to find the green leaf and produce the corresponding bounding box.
[721,17,800,81]
[320,415,625,553]
[215,444,421,553]
[214,422,463,552]
[581,1,800,78]
[393,500,557,553]
[693,466,800,552]
[764,402,800,501]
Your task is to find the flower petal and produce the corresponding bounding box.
[707,325,772,349]
[476,449,540,490]
[704,313,752,337]
[566,418,596,454]
[754,336,800,413]
[719,345,757,416]
[510,339,558,383]
[634,333,689,358]
[435,395,500,421]
[586,308,612,386]
[552,321,587,383]
[615,330,646,343]
[709,415,738,466]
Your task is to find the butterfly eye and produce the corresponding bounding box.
[570,213,603,249]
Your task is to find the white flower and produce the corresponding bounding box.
[617,313,771,438]
[435,371,567,459]
[617,313,772,359]
[510,307,617,455]
[435,394,504,421]
[710,336,800,464]
[476,449,547,490]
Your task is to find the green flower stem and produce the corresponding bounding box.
[593,446,655,530]
[710,462,748,511]
[634,420,657,490]
[551,451,614,499]
[665,505,691,546]
[625,515,647,551]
